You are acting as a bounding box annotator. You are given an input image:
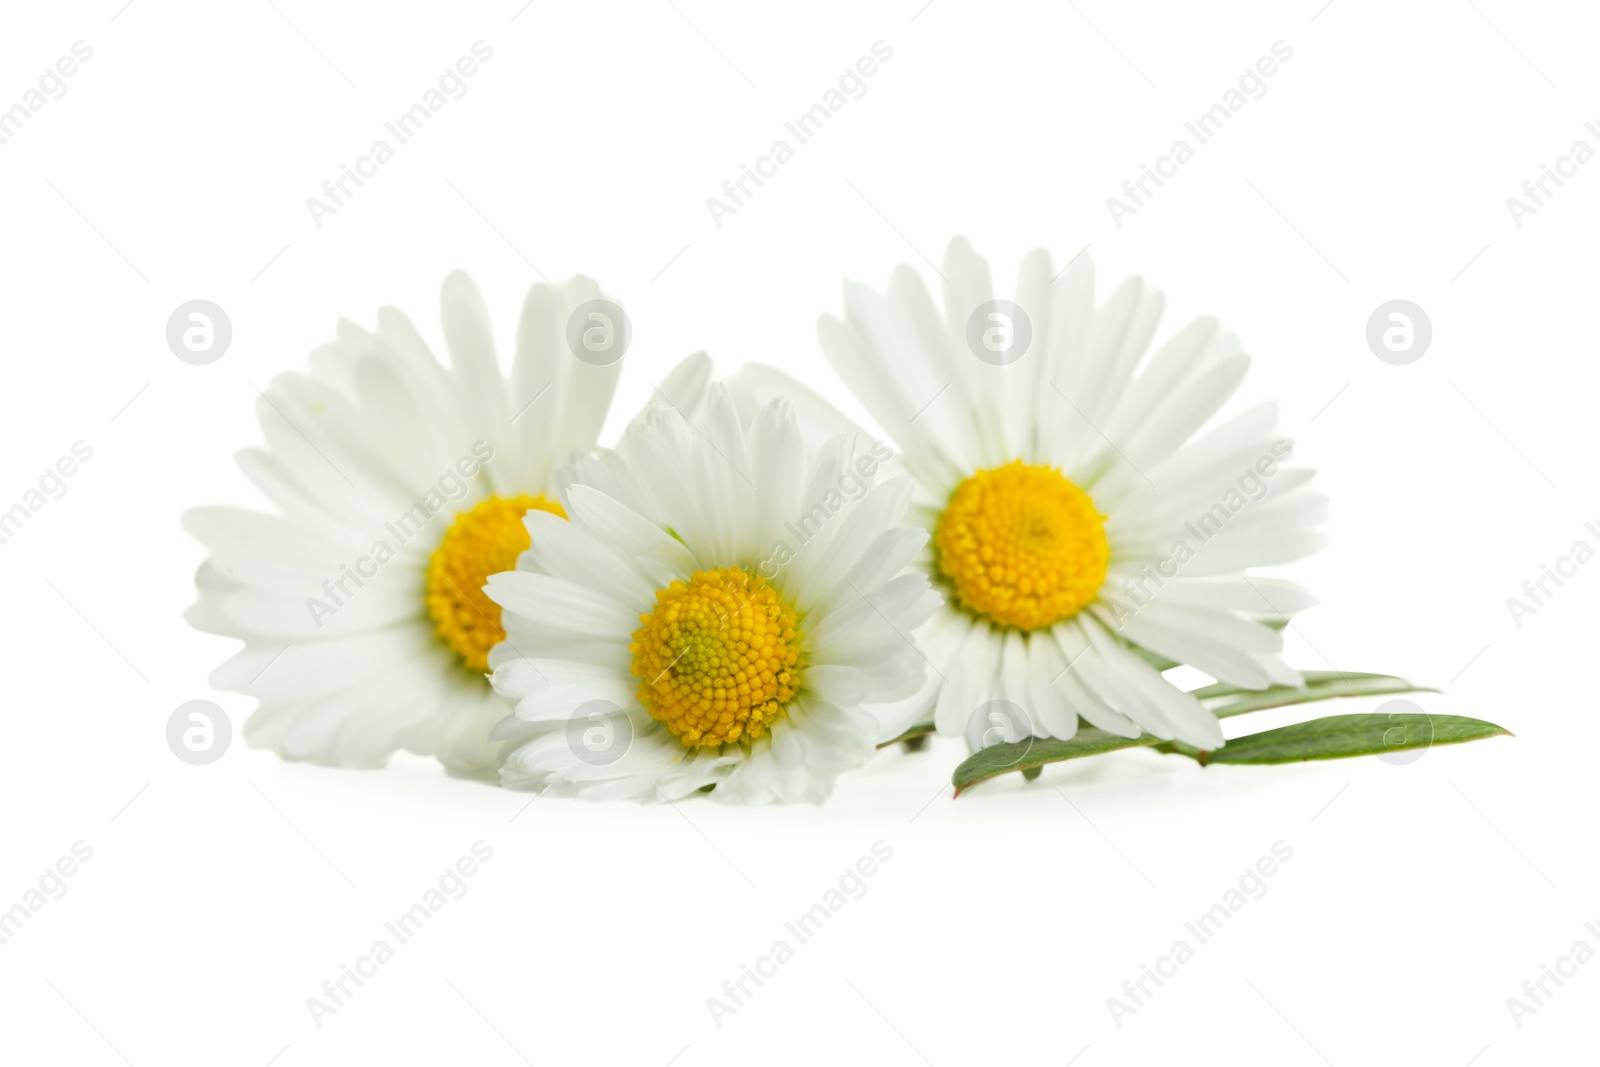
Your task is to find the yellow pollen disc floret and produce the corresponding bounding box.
[934,460,1110,631]
[425,494,566,672]
[630,567,803,749]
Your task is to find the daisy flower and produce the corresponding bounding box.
[734,239,1327,751]
[184,272,694,777]
[484,386,940,803]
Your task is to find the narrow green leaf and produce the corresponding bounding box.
[950,669,1440,794]
[878,722,935,749]
[952,727,1158,795]
[1197,712,1510,764]
[1193,670,1390,702]
[1203,673,1435,719]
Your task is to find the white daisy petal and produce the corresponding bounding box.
[726,362,868,453]
[441,272,514,473]
[508,678,640,724]
[651,350,714,419]
[934,621,1001,738]
[818,310,966,491]
[1023,631,1079,741]
[793,474,915,614]
[519,508,656,610]
[484,571,637,638]
[1087,619,1224,749]
[745,398,807,560]
[1099,602,1275,689]
[562,484,698,587]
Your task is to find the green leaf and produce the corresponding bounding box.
[1193,712,1510,765]
[949,668,1441,794]
[952,726,1160,795]
[1202,673,1435,719]
[878,722,936,749]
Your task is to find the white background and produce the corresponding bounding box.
[0,1,1594,1063]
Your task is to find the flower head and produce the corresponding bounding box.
[486,387,940,803]
[735,238,1327,751]
[184,272,661,776]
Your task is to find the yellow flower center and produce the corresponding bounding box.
[630,566,803,749]
[934,460,1109,631]
[425,494,566,672]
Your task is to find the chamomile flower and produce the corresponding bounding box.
[484,387,940,803]
[735,239,1327,751]
[184,273,696,777]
